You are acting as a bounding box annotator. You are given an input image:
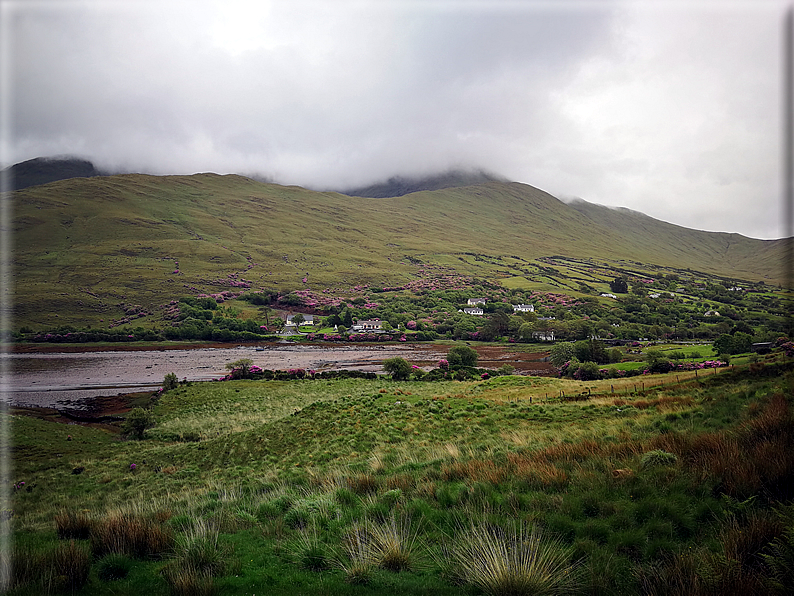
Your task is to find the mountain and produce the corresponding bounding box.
[2,156,105,191]
[341,169,505,198]
[9,172,788,329]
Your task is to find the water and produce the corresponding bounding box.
[1,343,446,409]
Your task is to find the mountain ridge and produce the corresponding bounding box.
[10,172,788,330]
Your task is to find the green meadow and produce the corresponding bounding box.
[7,354,794,595]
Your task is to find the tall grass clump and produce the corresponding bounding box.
[334,523,376,585]
[90,509,174,559]
[162,520,230,596]
[289,525,330,572]
[368,514,420,572]
[96,552,134,581]
[443,521,583,596]
[55,509,93,539]
[51,539,93,592]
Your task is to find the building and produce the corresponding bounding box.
[351,319,384,332]
[462,307,484,316]
[532,331,555,341]
[285,314,314,327]
[513,304,535,313]
[467,298,486,306]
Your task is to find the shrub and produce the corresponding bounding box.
[448,345,479,367]
[163,372,179,391]
[122,407,155,440]
[383,357,412,380]
[225,358,254,379]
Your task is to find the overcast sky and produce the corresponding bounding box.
[1,0,790,239]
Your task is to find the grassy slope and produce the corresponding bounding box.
[10,174,787,327]
[566,199,788,282]
[9,361,794,594]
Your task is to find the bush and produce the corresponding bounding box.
[225,358,253,379]
[163,372,179,391]
[383,357,412,381]
[573,361,601,381]
[447,345,479,368]
[122,408,155,440]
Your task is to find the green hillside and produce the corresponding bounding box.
[9,173,788,329]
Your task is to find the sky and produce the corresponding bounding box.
[1,0,790,239]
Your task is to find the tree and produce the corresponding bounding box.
[291,314,305,326]
[258,305,273,326]
[383,357,412,380]
[518,322,536,341]
[732,332,753,354]
[123,408,155,440]
[549,342,576,367]
[644,349,672,373]
[226,358,254,378]
[609,277,628,293]
[713,334,734,355]
[453,320,477,340]
[447,345,479,367]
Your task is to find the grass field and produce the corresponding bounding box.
[7,354,794,594]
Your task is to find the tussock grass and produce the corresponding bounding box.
[367,514,421,572]
[442,521,583,595]
[90,508,175,559]
[335,523,376,585]
[96,552,134,581]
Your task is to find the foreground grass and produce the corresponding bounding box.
[7,361,794,594]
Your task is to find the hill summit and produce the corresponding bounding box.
[341,168,506,198]
[1,156,106,191]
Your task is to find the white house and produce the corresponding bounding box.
[513,304,534,313]
[285,314,315,327]
[600,293,617,299]
[467,298,486,306]
[532,331,555,341]
[351,319,384,332]
[462,307,484,316]
[704,310,720,317]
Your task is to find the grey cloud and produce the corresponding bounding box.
[4,0,787,239]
